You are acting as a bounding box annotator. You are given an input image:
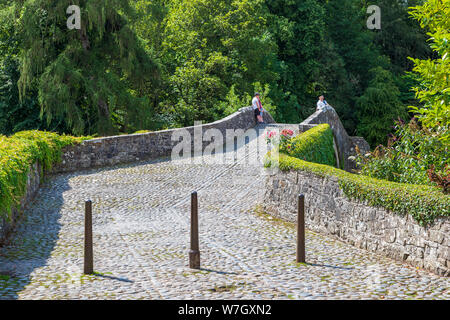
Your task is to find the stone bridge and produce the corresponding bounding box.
[0,107,447,300]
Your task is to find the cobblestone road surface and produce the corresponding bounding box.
[0,125,448,300]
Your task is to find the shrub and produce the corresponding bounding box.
[265,128,294,151]
[409,0,450,145]
[354,119,449,192]
[282,124,336,167]
[0,130,87,221]
[133,130,151,134]
[265,152,449,226]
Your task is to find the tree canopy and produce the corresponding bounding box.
[11,0,160,135]
[0,0,443,148]
[409,0,449,144]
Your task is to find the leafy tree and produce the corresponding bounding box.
[0,3,66,135]
[133,0,169,54]
[355,0,449,194]
[355,118,449,192]
[0,0,438,141]
[409,0,450,144]
[160,0,278,126]
[356,67,408,146]
[16,0,160,136]
[132,0,171,127]
[367,0,432,73]
[325,0,379,89]
[0,56,42,135]
[218,84,251,117]
[318,0,384,135]
[218,81,276,117]
[265,0,326,123]
[365,0,433,108]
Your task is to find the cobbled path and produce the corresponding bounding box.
[0,125,448,300]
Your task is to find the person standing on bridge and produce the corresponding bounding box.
[252,92,265,124]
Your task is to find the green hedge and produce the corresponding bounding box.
[0,130,88,221]
[265,153,449,226]
[282,124,336,167]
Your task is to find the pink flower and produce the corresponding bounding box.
[281,129,294,137]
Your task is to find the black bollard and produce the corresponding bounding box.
[189,192,200,269]
[84,200,94,274]
[296,194,306,263]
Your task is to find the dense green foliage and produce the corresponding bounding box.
[0,131,87,220]
[408,0,450,144]
[354,119,449,190]
[355,0,449,193]
[264,0,326,122]
[159,0,279,125]
[0,4,68,135]
[0,0,436,145]
[280,124,336,167]
[368,0,432,75]
[356,67,409,146]
[265,152,449,226]
[5,0,160,136]
[318,0,380,133]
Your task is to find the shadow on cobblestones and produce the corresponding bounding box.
[306,263,354,271]
[0,176,70,300]
[92,273,133,283]
[198,268,239,275]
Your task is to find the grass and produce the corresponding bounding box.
[253,204,295,229]
[208,284,238,293]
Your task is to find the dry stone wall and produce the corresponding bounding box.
[263,169,449,277]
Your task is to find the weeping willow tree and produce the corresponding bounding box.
[16,0,160,135]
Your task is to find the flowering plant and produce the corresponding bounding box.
[265,130,277,142]
[265,129,294,151]
[281,129,294,139]
[354,118,449,193]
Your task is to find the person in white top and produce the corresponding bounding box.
[252,92,264,123]
[317,95,329,111]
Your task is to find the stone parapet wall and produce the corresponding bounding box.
[263,169,449,277]
[51,107,275,173]
[300,107,370,171]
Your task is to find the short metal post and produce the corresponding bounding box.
[84,200,94,274]
[296,194,306,263]
[189,192,200,269]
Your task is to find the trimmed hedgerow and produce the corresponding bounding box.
[282,124,336,167]
[0,130,89,221]
[265,153,449,226]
